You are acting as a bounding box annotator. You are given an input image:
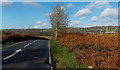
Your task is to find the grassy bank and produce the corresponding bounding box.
[50,38,88,68]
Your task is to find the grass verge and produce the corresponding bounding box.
[50,38,88,68]
[40,36,51,39]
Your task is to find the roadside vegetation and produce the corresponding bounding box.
[57,33,119,68]
[50,37,88,68]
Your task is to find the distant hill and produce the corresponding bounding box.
[2,29,52,36]
[1,26,119,35]
[66,26,119,33]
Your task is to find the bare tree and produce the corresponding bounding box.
[49,4,69,39]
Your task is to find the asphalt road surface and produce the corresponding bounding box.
[2,40,51,69]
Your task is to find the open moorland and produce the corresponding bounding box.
[57,33,119,68]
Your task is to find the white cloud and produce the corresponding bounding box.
[35,21,42,24]
[34,21,51,29]
[100,8,118,18]
[34,23,49,29]
[61,6,66,10]
[0,0,2,2]
[99,8,118,26]
[0,0,11,2]
[0,0,5,2]
[101,17,117,26]
[91,16,98,22]
[80,17,86,20]
[87,1,112,9]
[34,23,50,29]
[68,20,81,27]
[75,8,92,17]
[22,2,41,7]
[1,2,13,6]
[25,27,29,29]
[34,25,40,29]
[93,23,97,26]
[67,3,73,8]
[8,26,13,29]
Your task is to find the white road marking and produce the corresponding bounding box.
[3,40,30,49]
[3,49,22,60]
[33,40,39,43]
[48,40,53,70]
[23,40,38,48]
[32,40,38,43]
[3,40,39,60]
[24,43,32,48]
[15,49,22,53]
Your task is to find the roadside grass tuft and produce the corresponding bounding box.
[50,39,88,68]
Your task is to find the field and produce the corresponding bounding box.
[57,33,119,68]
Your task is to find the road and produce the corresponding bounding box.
[2,40,51,69]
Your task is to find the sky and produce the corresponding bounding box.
[0,1,119,29]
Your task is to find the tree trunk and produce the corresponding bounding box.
[55,23,58,40]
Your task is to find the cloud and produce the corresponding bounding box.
[22,2,41,7]
[92,23,97,26]
[80,17,86,20]
[61,6,66,10]
[0,0,5,2]
[68,20,81,27]
[34,23,50,29]
[91,16,98,22]
[35,21,42,24]
[75,8,92,17]
[0,0,2,2]
[34,25,40,29]
[25,27,29,29]
[0,0,11,2]
[67,3,73,8]
[101,17,117,26]
[8,26,13,29]
[34,21,51,29]
[87,1,112,9]
[34,23,49,29]
[99,8,118,26]
[1,2,13,6]
[100,8,118,18]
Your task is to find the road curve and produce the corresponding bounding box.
[2,40,51,69]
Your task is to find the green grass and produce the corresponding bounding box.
[50,39,88,68]
[40,36,52,39]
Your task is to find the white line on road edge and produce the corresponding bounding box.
[48,40,53,70]
[3,40,30,49]
[24,43,32,48]
[3,40,39,60]
[33,40,39,43]
[3,49,22,60]
[24,40,38,48]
